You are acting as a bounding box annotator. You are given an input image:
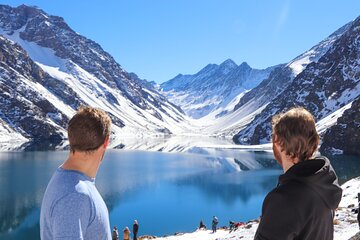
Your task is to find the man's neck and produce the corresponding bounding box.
[282,158,296,173]
[280,152,301,173]
[273,141,299,173]
[61,150,103,178]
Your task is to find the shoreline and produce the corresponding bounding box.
[139,176,360,240]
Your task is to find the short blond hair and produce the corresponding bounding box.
[272,107,320,161]
[68,106,111,153]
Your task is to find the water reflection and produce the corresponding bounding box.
[324,154,360,184]
[173,170,280,204]
[0,151,65,239]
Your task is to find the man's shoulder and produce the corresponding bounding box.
[262,183,313,220]
[43,169,97,213]
[265,179,321,214]
[49,169,95,195]
[54,191,93,211]
[266,181,310,203]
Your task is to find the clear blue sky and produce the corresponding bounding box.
[2,0,360,83]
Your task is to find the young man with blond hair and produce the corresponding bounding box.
[40,106,112,240]
[255,107,342,240]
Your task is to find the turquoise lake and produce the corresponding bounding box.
[0,149,359,239]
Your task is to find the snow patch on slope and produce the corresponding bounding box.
[316,101,353,135]
[0,118,28,150]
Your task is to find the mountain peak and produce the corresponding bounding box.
[239,62,250,68]
[238,61,251,69]
[17,4,36,9]
[220,59,237,68]
[15,4,44,18]
[218,59,238,74]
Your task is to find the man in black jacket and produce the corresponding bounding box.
[254,107,342,240]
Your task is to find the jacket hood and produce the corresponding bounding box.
[279,156,342,210]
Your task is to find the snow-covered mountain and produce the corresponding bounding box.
[0,4,358,155]
[157,15,359,154]
[234,18,353,113]
[178,20,353,138]
[160,59,275,119]
[0,4,192,146]
[233,16,360,145]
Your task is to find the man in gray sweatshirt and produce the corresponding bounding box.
[40,106,112,240]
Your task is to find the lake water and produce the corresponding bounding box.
[0,149,359,239]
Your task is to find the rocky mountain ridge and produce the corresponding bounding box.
[161,59,275,119]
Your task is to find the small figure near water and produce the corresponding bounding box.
[112,226,119,240]
[229,221,244,232]
[199,220,206,230]
[212,216,218,233]
[133,220,139,240]
[229,221,235,231]
[123,226,131,240]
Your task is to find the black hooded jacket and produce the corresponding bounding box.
[254,156,342,240]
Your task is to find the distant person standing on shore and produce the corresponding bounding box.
[254,107,342,240]
[112,226,119,240]
[123,227,131,240]
[40,106,112,240]
[212,216,218,233]
[133,220,139,240]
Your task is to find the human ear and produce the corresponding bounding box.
[272,133,278,143]
[103,137,110,149]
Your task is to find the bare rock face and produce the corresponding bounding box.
[321,96,360,156]
[234,64,292,112]
[0,35,71,141]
